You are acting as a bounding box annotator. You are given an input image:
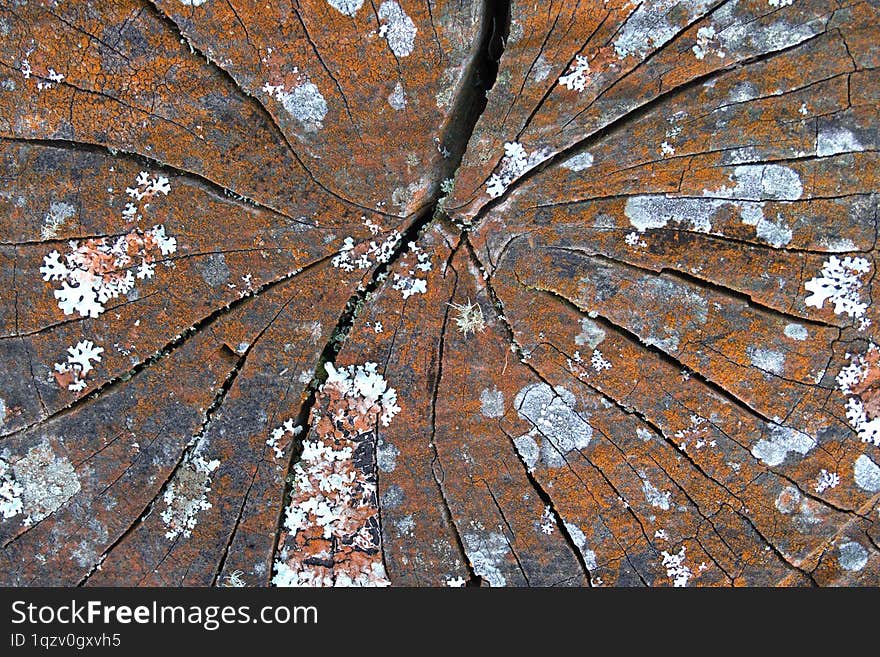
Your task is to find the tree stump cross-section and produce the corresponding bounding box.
[0,0,878,587]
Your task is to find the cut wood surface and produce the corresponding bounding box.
[0,0,878,586]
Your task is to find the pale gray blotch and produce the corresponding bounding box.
[784,323,808,341]
[563,521,598,570]
[575,318,605,349]
[387,81,406,110]
[817,126,864,157]
[12,439,81,523]
[376,439,399,473]
[479,387,505,418]
[625,195,722,233]
[751,424,815,466]
[327,0,363,16]
[562,152,594,172]
[463,531,509,587]
[394,514,415,536]
[381,484,405,509]
[196,253,230,287]
[279,82,328,132]
[378,1,417,57]
[514,383,593,455]
[641,475,672,510]
[747,346,785,376]
[513,434,539,471]
[853,454,880,493]
[838,541,869,572]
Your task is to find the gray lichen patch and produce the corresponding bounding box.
[625,195,722,233]
[463,531,509,587]
[11,439,81,525]
[837,541,869,572]
[783,323,808,341]
[613,0,714,60]
[387,81,407,110]
[816,126,864,157]
[751,423,816,467]
[479,387,505,418]
[279,82,328,133]
[378,1,417,57]
[513,383,593,471]
[562,152,594,172]
[563,521,598,570]
[195,253,230,287]
[41,201,76,239]
[708,164,803,201]
[747,346,785,376]
[327,0,363,16]
[575,317,605,349]
[640,474,672,510]
[853,454,880,493]
[376,438,399,473]
[160,456,219,540]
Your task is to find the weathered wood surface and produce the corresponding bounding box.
[0,0,878,586]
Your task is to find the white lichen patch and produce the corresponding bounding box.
[838,541,869,572]
[486,142,531,198]
[747,346,785,376]
[391,241,432,300]
[41,224,174,318]
[563,521,598,570]
[327,0,363,16]
[751,423,816,466]
[625,195,723,233]
[8,440,80,525]
[559,55,590,92]
[692,25,725,60]
[387,81,406,110]
[561,152,594,172]
[817,126,864,157]
[513,383,593,470]
[853,454,880,493]
[784,323,808,341]
[53,339,104,392]
[392,274,428,299]
[0,457,24,519]
[463,532,509,587]
[814,469,840,494]
[804,255,870,319]
[660,546,692,587]
[539,506,555,534]
[835,347,880,446]
[266,418,302,459]
[590,349,612,372]
[480,387,505,418]
[576,318,606,349]
[378,1,417,57]
[332,230,400,272]
[40,201,75,239]
[640,474,672,510]
[613,0,714,61]
[272,362,399,587]
[707,164,803,201]
[844,398,880,447]
[160,456,220,540]
[276,82,328,133]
